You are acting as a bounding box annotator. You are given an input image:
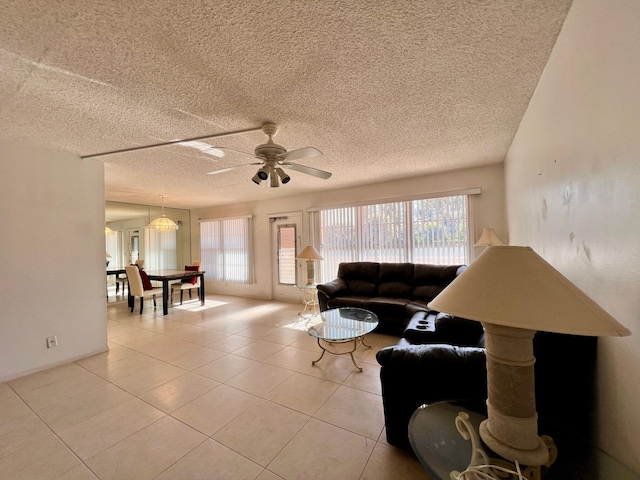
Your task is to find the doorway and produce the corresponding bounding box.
[271,213,302,302]
[125,229,142,265]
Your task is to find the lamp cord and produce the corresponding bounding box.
[456,460,528,480]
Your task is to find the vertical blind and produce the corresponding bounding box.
[200,216,253,284]
[144,229,177,270]
[105,231,120,268]
[317,195,469,282]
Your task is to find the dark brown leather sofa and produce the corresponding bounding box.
[316,262,466,335]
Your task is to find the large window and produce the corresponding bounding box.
[316,194,469,282]
[200,216,253,284]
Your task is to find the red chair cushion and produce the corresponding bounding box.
[182,265,199,284]
[134,264,154,290]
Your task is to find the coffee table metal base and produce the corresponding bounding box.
[311,336,372,372]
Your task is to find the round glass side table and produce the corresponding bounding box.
[409,400,640,480]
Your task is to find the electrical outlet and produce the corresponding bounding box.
[46,336,58,348]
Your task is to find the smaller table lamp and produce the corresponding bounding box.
[474,228,504,246]
[297,245,323,285]
[428,246,630,467]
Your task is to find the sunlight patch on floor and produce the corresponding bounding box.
[173,299,229,312]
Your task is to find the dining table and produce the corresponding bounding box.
[106,268,126,297]
[144,269,206,315]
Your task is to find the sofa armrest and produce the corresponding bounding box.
[316,278,348,311]
[376,343,487,450]
[404,312,485,347]
[317,278,348,297]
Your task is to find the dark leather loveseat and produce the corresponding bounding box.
[376,312,597,451]
[316,262,466,335]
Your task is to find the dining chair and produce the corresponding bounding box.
[171,261,202,305]
[125,264,162,314]
[115,259,143,296]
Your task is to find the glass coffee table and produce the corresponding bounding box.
[305,307,378,371]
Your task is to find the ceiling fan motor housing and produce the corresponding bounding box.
[254,141,286,159]
[255,122,287,159]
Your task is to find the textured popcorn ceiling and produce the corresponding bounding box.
[0,1,572,209]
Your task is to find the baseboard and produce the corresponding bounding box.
[0,345,109,383]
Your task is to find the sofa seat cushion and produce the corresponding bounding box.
[364,297,410,333]
[365,297,410,314]
[326,296,369,309]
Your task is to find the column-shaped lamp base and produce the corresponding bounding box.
[480,323,550,467]
[306,259,315,285]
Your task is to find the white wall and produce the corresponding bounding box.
[191,164,505,300]
[504,0,640,472]
[0,142,107,381]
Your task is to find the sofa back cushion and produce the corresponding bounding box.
[377,263,414,298]
[337,262,380,296]
[412,264,465,301]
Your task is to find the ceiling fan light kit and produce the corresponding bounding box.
[207,123,332,187]
[275,167,290,184]
[251,173,263,185]
[257,166,270,181]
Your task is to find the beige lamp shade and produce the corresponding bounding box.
[148,195,179,232]
[105,226,115,235]
[297,245,323,260]
[148,215,179,232]
[429,246,630,337]
[106,251,112,258]
[474,228,504,246]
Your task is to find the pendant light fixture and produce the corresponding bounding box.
[148,195,179,232]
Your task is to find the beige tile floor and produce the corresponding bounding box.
[1,293,432,480]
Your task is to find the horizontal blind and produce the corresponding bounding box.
[278,225,296,284]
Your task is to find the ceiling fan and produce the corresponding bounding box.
[206,123,332,187]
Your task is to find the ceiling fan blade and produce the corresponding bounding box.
[215,147,257,159]
[282,162,332,179]
[278,147,322,162]
[207,163,261,175]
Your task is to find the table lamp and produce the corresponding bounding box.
[474,228,504,246]
[297,245,323,285]
[428,246,630,467]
